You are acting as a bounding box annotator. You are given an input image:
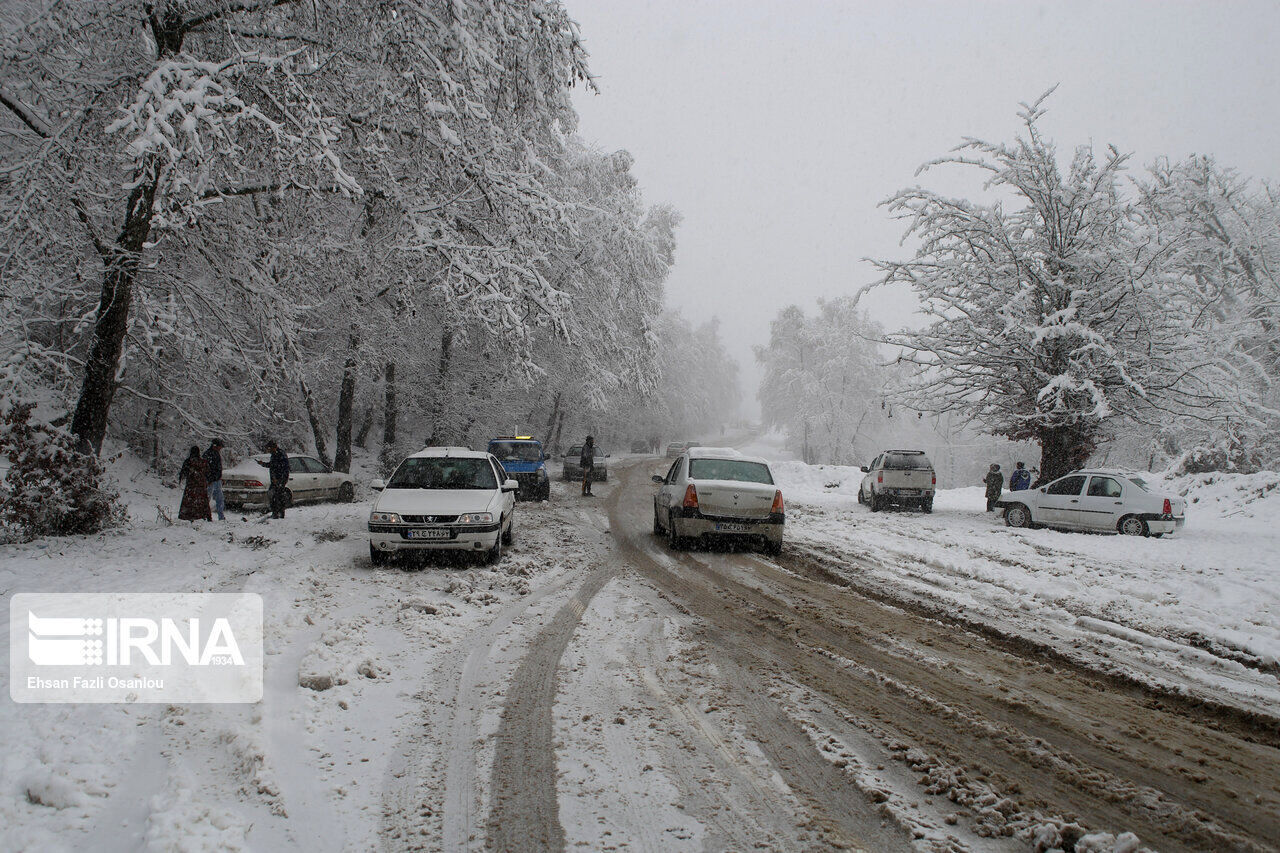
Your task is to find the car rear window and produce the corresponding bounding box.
[688,459,774,484]
[489,442,542,462]
[388,458,497,490]
[1127,476,1151,491]
[883,452,932,470]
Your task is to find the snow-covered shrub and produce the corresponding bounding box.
[0,402,125,542]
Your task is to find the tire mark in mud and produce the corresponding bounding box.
[789,539,1280,738]
[483,561,616,852]
[608,464,1280,853]
[607,467,915,852]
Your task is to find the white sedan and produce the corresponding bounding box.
[652,447,784,555]
[368,447,518,566]
[222,453,354,509]
[998,469,1185,537]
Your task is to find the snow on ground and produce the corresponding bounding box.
[753,445,1280,718]
[0,446,576,852]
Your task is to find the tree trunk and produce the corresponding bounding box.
[355,404,374,449]
[379,362,398,473]
[543,390,562,442]
[69,164,159,453]
[333,331,359,473]
[1036,425,1095,484]
[427,327,454,445]
[300,378,331,468]
[550,409,566,455]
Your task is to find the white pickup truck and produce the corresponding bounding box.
[858,450,936,513]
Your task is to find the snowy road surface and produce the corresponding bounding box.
[2,454,1278,852]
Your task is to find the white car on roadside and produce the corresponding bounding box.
[222,453,354,509]
[652,447,784,555]
[997,469,1186,537]
[368,447,519,566]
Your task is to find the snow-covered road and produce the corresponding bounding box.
[2,454,1278,852]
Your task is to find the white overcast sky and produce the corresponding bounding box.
[566,0,1280,412]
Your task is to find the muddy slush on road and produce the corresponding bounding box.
[388,458,1280,852]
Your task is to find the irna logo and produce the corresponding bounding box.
[27,612,244,667]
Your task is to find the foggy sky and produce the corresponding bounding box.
[566,0,1280,416]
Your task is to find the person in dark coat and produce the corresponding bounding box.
[203,438,226,521]
[580,436,596,496]
[258,440,291,518]
[177,446,212,521]
[983,463,1004,512]
[1009,461,1032,492]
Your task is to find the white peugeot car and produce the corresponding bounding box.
[998,469,1186,537]
[652,447,784,555]
[368,447,519,566]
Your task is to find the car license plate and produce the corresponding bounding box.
[406,528,450,540]
[715,522,751,533]
[897,489,919,496]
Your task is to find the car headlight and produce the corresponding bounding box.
[457,512,493,524]
[370,511,402,524]
[538,468,548,479]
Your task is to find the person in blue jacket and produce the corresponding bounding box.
[1010,461,1033,491]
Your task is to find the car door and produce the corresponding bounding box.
[302,456,335,498]
[1037,475,1087,527]
[657,457,683,518]
[490,457,514,520]
[287,456,315,500]
[1079,476,1125,531]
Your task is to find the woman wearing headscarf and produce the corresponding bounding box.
[983,463,1004,512]
[177,446,212,521]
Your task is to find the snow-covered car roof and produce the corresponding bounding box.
[688,447,770,466]
[411,446,485,458]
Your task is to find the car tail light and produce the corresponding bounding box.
[1163,498,1172,515]
[244,479,264,488]
[771,490,784,514]
[682,484,698,509]
[877,473,883,484]
[931,473,937,485]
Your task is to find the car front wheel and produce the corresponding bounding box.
[1119,515,1149,537]
[370,544,388,566]
[485,534,503,565]
[1005,504,1031,528]
[502,513,515,546]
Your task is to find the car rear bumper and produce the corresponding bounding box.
[369,522,500,553]
[672,511,784,543]
[224,488,269,506]
[1136,513,1183,534]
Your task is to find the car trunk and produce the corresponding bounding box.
[692,480,776,519]
[879,467,933,492]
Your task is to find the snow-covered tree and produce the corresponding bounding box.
[1135,156,1280,471]
[870,92,1238,482]
[756,298,885,464]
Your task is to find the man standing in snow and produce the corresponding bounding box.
[580,436,596,496]
[260,440,291,518]
[983,463,1004,511]
[1009,461,1032,492]
[203,438,226,521]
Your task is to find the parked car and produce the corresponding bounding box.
[858,450,936,512]
[562,445,609,481]
[367,447,518,565]
[223,453,354,509]
[665,441,699,458]
[630,439,650,454]
[487,436,551,501]
[997,470,1185,537]
[652,447,784,555]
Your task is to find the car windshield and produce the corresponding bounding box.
[489,442,542,462]
[387,458,497,490]
[1127,476,1151,491]
[689,459,774,484]
[566,446,582,456]
[883,452,931,470]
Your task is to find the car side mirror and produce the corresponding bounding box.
[860,466,869,473]
[371,479,385,491]
[502,479,519,493]
[651,475,664,484]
